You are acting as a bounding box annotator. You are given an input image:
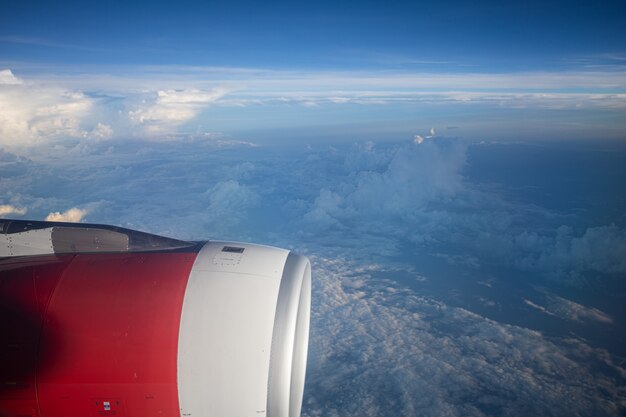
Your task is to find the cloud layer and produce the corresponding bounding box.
[1,65,625,148]
[303,256,625,416]
[0,135,624,415]
[294,139,626,284]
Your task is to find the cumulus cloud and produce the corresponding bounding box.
[45,207,88,222]
[0,204,27,217]
[0,72,94,147]
[514,224,626,279]
[0,70,231,148]
[0,69,23,85]
[202,180,259,235]
[129,88,226,133]
[89,122,114,140]
[296,140,626,284]
[207,179,257,209]
[413,127,436,144]
[305,138,466,227]
[353,140,465,211]
[304,189,344,228]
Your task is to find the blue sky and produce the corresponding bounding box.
[2,0,626,70]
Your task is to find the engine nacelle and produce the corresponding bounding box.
[0,219,311,417]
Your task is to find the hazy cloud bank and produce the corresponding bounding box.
[303,256,625,417]
[1,136,623,283]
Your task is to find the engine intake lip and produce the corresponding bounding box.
[267,253,312,417]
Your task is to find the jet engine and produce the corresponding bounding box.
[0,219,311,417]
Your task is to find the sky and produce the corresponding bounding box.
[1,0,626,147]
[2,0,625,69]
[1,1,626,416]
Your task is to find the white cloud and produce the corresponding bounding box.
[45,207,88,222]
[201,180,259,235]
[1,134,623,286]
[220,91,626,110]
[524,297,555,315]
[304,189,344,228]
[1,66,625,149]
[413,128,436,144]
[546,294,613,324]
[0,204,27,217]
[12,64,626,92]
[129,88,226,133]
[295,140,626,285]
[303,256,626,417]
[0,69,22,85]
[305,139,466,225]
[30,91,92,137]
[515,224,626,278]
[0,75,93,147]
[524,295,613,324]
[89,122,114,140]
[0,70,230,148]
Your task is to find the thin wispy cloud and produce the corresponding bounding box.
[0,35,115,52]
[5,64,626,92]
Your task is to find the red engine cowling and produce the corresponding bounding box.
[0,219,311,417]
